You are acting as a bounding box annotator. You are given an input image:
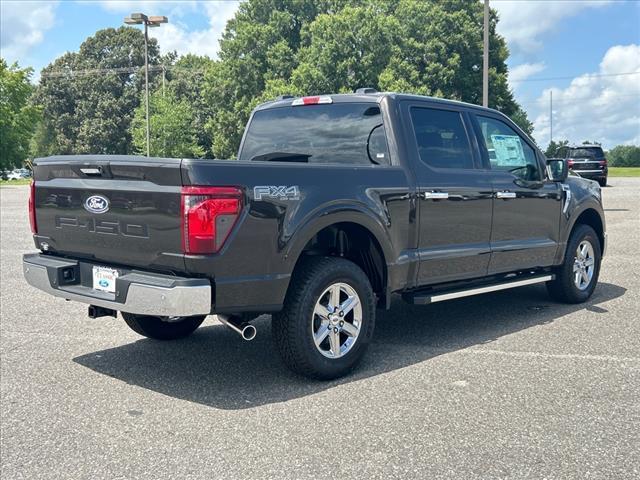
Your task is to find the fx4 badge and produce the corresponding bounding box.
[254,185,300,201]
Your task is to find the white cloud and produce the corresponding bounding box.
[493,0,611,55]
[97,0,239,58]
[98,1,190,12]
[529,45,640,149]
[0,1,58,63]
[509,62,546,89]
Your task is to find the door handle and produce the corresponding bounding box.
[424,191,449,200]
[495,191,517,199]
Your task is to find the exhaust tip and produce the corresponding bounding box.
[217,314,257,341]
[241,325,257,341]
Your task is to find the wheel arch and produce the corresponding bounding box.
[570,208,605,253]
[284,209,394,308]
[558,206,605,264]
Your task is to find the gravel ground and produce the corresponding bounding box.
[1,179,639,480]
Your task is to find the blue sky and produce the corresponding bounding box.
[1,0,639,149]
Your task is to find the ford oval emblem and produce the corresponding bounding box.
[84,195,110,214]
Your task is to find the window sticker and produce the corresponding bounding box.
[490,134,526,167]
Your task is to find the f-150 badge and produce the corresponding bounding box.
[254,186,300,201]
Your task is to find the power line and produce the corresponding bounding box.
[516,71,640,83]
[41,65,640,83]
[517,92,640,107]
[40,64,208,79]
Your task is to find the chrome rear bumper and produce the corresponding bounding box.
[23,253,211,317]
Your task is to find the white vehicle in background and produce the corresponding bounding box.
[4,168,32,180]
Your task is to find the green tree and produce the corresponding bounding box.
[203,0,533,158]
[131,88,205,158]
[164,54,217,154]
[203,0,334,157]
[32,27,160,156]
[0,59,40,170]
[607,145,640,167]
[545,139,569,158]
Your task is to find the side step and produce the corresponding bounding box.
[405,274,555,305]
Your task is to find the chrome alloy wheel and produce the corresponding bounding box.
[573,240,595,291]
[311,282,362,359]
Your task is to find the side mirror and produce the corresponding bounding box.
[546,158,568,182]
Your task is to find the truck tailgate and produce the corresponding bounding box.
[32,156,185,272]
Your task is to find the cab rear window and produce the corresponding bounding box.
[239,103,389,165]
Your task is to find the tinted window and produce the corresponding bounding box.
[476,115,541,181]
[410,107,474,169]
[567,147,604,159]
[367,125,390,164]
[239,103,389,165]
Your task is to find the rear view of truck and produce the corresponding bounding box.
[24,155,246,327]
[23,93,405,380]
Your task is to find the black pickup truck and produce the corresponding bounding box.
[23,91,606,379]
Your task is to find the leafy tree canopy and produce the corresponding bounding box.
[0,59,40,170]
[607,145,640,167]
[32,27,160,157]
[204,0,533,158]
[131,88,205,158]
[163,54,217,154]
[545,139,570,158]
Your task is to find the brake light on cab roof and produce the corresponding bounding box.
[291,95,333,106]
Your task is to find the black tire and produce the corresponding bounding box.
[547,224,601,303]
[598,177,607,187]
[121,313,206,340]
[272,257,376,380]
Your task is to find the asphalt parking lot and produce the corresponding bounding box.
[1,179,639,480]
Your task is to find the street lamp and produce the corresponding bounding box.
[124,13,168,157]
[482,0,489,108]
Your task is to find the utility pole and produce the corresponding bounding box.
[143,23,150,157]
[162,65,166,98]
[549,90,553,144]
[124,13,168,157]
[483,0,489,107]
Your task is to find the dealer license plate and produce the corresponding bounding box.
[92,266,119,293]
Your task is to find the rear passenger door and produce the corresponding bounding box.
[403,102,494,286]
[472,113,562,274]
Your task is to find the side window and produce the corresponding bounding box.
[367,124,390,165]
[409,107,474,169]
[476,116,540,181]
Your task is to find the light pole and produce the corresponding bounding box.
[482,0,489,107]
[124,13,168,157]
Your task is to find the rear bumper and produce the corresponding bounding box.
[570,168,607,179]
[23,253,212,317]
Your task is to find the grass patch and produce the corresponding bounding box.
[608,167,640,177]
[0,179,31,186]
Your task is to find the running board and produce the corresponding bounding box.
[406,274,555,305]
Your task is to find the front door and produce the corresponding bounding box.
[472,114,563,274]
[404,104,494,286]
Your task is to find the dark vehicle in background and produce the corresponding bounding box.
[561,145,608,186]
[23,91,606,379]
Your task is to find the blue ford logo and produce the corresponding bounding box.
[84,195,109,214]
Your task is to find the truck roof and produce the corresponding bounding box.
[255,91,501,115]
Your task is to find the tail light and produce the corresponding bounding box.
[599,158,607,167]
[181,186,242,255]
[291,95,333,106]
[28,181,37,234]
[567,158,574,167]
